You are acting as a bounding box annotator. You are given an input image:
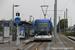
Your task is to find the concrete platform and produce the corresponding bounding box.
[0,37,34,50]
[0,40,10,44]
[68,36,75,41]
[23,37,34,44]
[0,35,12,44]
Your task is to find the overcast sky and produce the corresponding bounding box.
[0,0,75,27]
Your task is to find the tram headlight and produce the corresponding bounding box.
[35,34,38,37]
[36,34,37,36]
[48,33,50,36]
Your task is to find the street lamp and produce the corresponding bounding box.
[58,16,63,34]
[12,4,20,41]
[33,17,34,22]
[29,15,32,22]
[13,4,20,21]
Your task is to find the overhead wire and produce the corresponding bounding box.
[59,0,69,13]
[58,0,69,19]
[62,0,69,10]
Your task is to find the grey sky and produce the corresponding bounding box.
[0,0,75,27]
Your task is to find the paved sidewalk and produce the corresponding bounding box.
[0,36,2,40]
[0,40,24,50]
[0,35,12,43]
[0,37,34,50]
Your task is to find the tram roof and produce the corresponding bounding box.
[35,19,51,23]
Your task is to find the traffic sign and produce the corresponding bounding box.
[15,17,21,46]
[14,17,20,23]
[16,12,20,16]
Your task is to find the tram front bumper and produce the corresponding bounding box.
[34,35,52,40]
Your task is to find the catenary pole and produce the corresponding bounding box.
[12,4,15,41]
[59,16,60,34]
[54,0,57,43]
[66,9,68,32]
[64,12,65,34]
[50,17,51,21]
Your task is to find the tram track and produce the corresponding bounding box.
[17,34,75,50]
[23,34,72,50]
[22,42,34,50]
[46,42,51,50]
[58,35,75,50]
[33,42,43,50]
[57,36,67,50]
[23,41,51,50]
[62,35,75,44]
[24,42,36,50]
[23,41,44,50]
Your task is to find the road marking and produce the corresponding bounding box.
[46,42,50,50]
[24,42,35,50]
[57,37,67,50]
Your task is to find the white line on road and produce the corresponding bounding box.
[24,42,35,50]
[57,37,67,50]
[46,42,50,50]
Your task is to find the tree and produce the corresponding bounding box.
[57,19,68,32]
[28,21,34,24]
[0,26,3,31]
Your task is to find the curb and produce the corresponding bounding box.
[15,48,20,50]
[68,36,75,41]
[0,42,4,44]
[0,40,10,44]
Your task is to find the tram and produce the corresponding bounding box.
[32,19,53,40]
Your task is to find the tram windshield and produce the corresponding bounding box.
[37,23,48,31]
